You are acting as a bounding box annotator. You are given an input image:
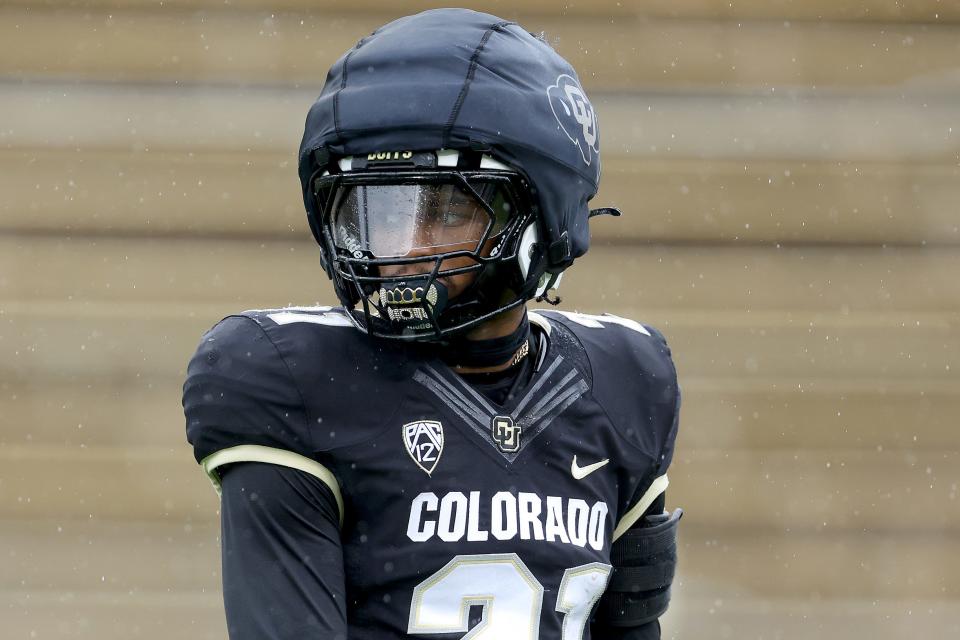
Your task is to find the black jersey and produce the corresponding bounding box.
[184,307,680,640]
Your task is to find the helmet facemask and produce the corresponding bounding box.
[311,153,545,341]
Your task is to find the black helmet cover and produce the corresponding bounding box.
[298,8,603,272]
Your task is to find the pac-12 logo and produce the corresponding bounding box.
[547,73,599,166]
[403,420,444,475]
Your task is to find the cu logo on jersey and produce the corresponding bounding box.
[403,420,444,475]
[491,415,521,453]
[547,74,599,166]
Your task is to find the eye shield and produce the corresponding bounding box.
[314,172,517,262]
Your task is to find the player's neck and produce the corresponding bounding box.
[451,306,529,374]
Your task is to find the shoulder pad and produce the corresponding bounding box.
[209,307,413,452]
[533,310,680,476]
[183,314,313,464]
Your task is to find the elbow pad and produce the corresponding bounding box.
[595,508,683,627]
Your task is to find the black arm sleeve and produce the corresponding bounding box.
[590,493,668,640]
[219,462,347,640]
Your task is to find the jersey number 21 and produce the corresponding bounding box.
[408,553,611,639]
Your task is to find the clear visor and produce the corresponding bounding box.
[330,182,512,258]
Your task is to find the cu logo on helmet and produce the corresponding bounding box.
[547,74,600,166]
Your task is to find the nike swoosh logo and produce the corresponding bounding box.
[571,455,609,480]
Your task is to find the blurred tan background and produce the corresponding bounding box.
[2,0,959,637]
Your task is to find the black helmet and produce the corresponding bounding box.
[298,8,613,340]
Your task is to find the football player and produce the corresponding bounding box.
[184,8,682,640]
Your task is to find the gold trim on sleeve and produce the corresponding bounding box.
[611,474,669,542]
[201,444,344,527]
